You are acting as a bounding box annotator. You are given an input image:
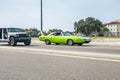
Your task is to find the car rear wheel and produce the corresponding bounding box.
[67,39,73,46]
[45,40,51,45]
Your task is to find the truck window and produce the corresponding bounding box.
[8,28,21,32]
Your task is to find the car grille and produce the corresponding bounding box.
[19,34,29,37]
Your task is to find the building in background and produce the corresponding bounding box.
[104,20,120,36]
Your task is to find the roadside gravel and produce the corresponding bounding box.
[90,38,120,46]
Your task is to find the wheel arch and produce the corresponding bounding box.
[67,39,74,43]
[9,36,14,41]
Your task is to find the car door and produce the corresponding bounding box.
[52,32,65,43]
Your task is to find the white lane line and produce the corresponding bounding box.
[0,46,120,62]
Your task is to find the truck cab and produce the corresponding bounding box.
[0,28,31,46]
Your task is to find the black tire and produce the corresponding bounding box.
[9,37,17,46]
[78,43,83,46]
[67,39,74,46]
[55,43,60,45]
[24,40,31,46]
[45,40,51,45]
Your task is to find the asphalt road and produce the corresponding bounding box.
[0,42,120,80]
[16,41,120,55]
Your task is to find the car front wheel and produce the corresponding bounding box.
[45,40,51,45]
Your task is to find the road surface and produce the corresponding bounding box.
[0,41,120,80]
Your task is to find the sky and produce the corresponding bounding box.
[0,0,120,31]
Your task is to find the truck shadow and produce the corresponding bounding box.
[0,43,38,47]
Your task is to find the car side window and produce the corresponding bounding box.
[52,32,62,36]
[56,33,61,36]
[52,33,56,36]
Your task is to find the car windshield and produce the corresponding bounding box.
[62,32,73,36]
[8,28,21,32]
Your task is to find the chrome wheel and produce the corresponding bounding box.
[45,40,51,45]
[67,40,73,46]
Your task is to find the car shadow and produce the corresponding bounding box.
[0,43,97,48]
[48,43,95,47]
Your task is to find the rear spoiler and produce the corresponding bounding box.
[39,31,44,36]
[39,31,53,36]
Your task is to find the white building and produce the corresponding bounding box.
[104,20,120,36]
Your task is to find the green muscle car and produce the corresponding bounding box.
[39,31,91,46]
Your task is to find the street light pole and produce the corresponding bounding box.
[40,0,43,31]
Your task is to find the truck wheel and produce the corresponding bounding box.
[9,37,17,46]
[24,40,31,46]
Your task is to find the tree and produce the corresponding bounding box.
[74,17,102,36]
[102,27,109,32]
[21,28,39,37]
[49,29,63,32]
[74,22,78,33]
[100,27,109,36]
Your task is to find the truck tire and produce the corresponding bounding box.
[24,40,31,46]
[9,37,17,46]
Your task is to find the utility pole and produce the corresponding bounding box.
[40,0,43,31]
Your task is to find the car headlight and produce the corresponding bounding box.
[84,38,91,41]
